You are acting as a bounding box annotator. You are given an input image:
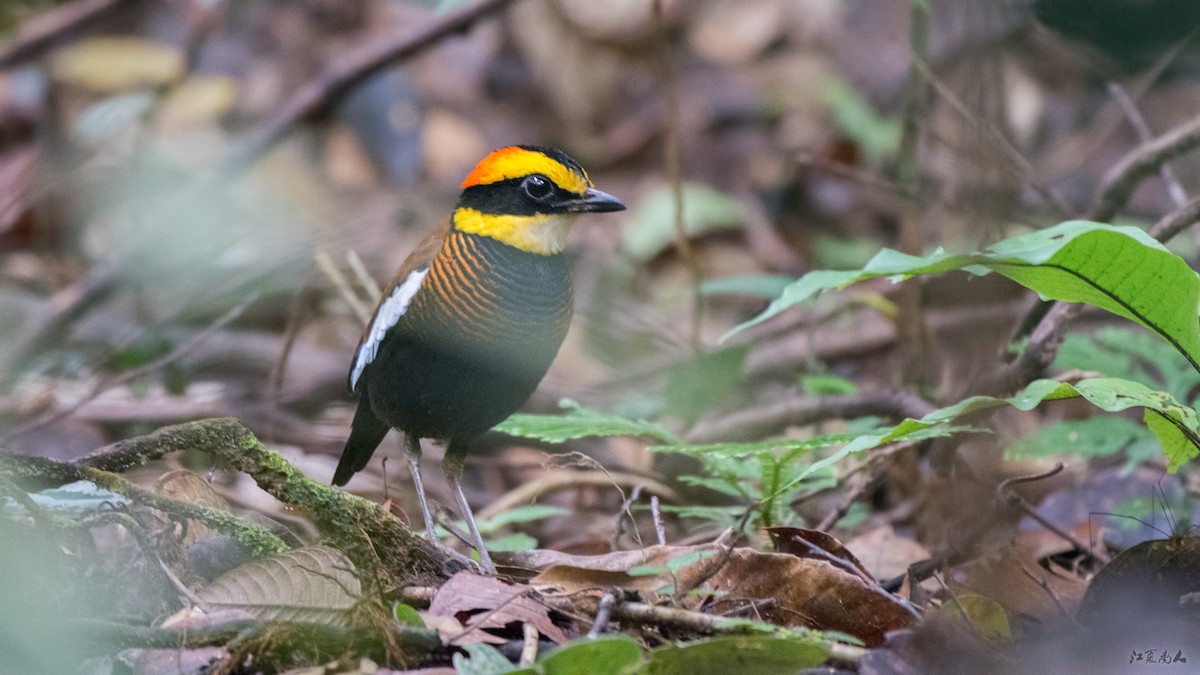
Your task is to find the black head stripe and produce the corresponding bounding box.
[459,178,545,215]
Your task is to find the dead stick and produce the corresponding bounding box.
[209,0,515,180]
[0,0,133,67]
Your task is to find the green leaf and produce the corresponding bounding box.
[644,635,829,675]
[392,602,425,628]
[453,643,520,675]
[497,399,680,444]
[821,78,902,163]
[477,505,570,532]
[700,275,795,299]
[726,222,1200,377]
[650,433,865,459]
[483,533,538,552]
[539,636,643,675]
[651,425,971,460]
[1056,328,1200,402]
[621,183,743,261]
[940,594,1010,639]
[764,377,1198,499]
[1008,417,1147,460]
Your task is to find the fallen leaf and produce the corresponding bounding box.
[523,542,730,594]
[693,548,917,647]
[947,548,1086,620]
[197,546,360,626]
[845,526,931,581]
[427,571,569,645]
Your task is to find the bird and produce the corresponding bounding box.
[332,145,626,573]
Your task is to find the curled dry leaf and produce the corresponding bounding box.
[692,548,917,647]
[196,546,360,627]
[523,534,914,647]
[427,571,569,646]
[947,548,1086,620]
[524,542,731,595]
[768,527,875,579]
[845,525,932,581]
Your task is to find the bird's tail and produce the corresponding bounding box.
[332,395,390,486]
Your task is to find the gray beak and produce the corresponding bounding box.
[556,187,627,214]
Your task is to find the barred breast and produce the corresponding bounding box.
[366,231,573,442]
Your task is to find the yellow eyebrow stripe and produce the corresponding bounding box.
[460,146,590,194]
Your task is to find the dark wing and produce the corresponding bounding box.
[347,219,450,392]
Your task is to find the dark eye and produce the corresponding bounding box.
[522,174,553,201]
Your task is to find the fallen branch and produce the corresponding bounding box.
[3,418,450,585]
[0,452,289,557]
[1,291,258,445]
[80,417,451,583]
[0,0,135,68]
[1089,112,1200,223]
[210,0,515,180]
[60,616,442,665]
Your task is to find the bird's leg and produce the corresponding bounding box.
[403,434,440,542]
[443,442,496,574]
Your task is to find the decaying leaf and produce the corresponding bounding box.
[524,542,731,595]
[693,548,917,647]
[196,546,360,626]
[845,526,932,582]
[427,571,569,645]
[948,548,1086,620]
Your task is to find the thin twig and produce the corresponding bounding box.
[892,0,934,385]
[3,267,119,385]
[1149,193,1200,243]
[611,484,644,552]
[519,622,539,665]
[0,0,133,67]
[987,302,1082,394]
[650,496,666,546]
[996,463,1109,564]
[1018,562,1081,629]
[910,53,1073,218]
[1089,111,1200,223]
[653,0,702,351]
[317,250,371,324]
[208,0,514,182]
[0,291,260,445]
[347,250,383,299]
[1108,82,1188,208]
[587,591,618,639]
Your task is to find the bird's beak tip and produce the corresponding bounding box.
[578,187,627,213]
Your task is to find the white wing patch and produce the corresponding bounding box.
[349,266,429,391]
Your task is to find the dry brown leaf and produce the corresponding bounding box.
[427,572,569,646]
[845,525,932,581]
[948,548,1086,620]
[769,526,874,580]
[694,548,917,647]
[197,546,360,626]
[523,542,730,594]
